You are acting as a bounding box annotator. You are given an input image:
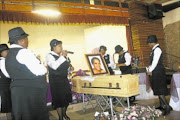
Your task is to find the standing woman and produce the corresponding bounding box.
[5,27,49,120]
[46,39,73,120]
[0,44,11,119]
[146,35,171,115]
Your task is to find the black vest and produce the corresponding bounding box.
[48,54,69,78]
[118,51,132,74]
[5,48,46,88]
[104,54,114,75]
[150,45,164,71]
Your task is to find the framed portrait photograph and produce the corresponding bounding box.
[85,53,110,76]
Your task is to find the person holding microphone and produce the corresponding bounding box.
[46,39,73,120]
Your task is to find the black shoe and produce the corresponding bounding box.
[155,106,164,110]
[162,106,171,116]
[64,115,70,120]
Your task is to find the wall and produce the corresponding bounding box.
[128,1,166,67]
[0,22,127,71]
[162,6,180,69]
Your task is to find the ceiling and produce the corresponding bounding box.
[113,0,179,5]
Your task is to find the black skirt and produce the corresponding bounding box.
[11,87,49,120]
[49,76,72,109]
[150,67,168,95]
[0,88,12,113]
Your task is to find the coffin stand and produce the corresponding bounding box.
[71,74,140,116]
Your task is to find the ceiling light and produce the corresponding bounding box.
[32,10,61,16]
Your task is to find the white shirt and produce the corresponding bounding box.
[0,57,10,78]
[147,44,162,72]
[10,44,47,76]
[46,51,66,70]
[123,51,132,66]
[103,54,116,69]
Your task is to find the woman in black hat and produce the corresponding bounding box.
[0,44,12,119]
[46,39,73,120]
[99,45,115,75]
[114,45,135,102]
[146,35,171,115]
[115,45,132,74]
[5,27,49,120]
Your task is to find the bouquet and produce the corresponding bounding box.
[114,105,162,120]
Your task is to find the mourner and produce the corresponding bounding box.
[99,45,115,75]
[0,44,12,119]
[115,45,135,102]
[146,35,172,115]
[5,27,49,120]
[46,39,73,120]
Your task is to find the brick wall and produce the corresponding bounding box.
[128,1,166,67]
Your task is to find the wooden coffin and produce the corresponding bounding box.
[71,74,140,97]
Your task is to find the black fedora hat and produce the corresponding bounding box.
[115,45,123,53]
[0,44,9,57]
[50,39,62,48]
[147,35,158,43]
[8,27,29,43]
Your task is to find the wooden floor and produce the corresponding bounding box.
[49,96,180,120]
[1,96,180,120]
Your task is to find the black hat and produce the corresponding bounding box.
[147,35,158,43]
[115,45,123,53]
[50,39,62,48]
[8,27,29,43]
[0,44,9,57]
[99,45,107,52]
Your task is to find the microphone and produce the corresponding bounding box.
[67,51,74,54]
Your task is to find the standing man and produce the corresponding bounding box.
[46,39,73,120]
[5,27,49,120]
[0,44,12,119]
[115,45,135,102]
[99,45,115,75]
[146,35,171,115]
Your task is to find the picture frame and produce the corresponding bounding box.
[85,53,110,76]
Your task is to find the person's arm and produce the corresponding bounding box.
[0,58,10,78]
[17,49,47,76]
[147,48,162,72]
[46,53,66,70]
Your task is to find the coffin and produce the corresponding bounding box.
[71,74,140,97]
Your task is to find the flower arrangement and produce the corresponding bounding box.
[114,105,162,120]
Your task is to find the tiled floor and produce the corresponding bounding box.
[49,96,180,120]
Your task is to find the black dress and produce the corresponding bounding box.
[149,46,168,95]
[48,54,72,109]
[0,69,11,113]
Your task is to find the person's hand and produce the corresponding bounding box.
[116,63,120,67]
[70,66,74,71]
[61,50,68,57]
[147,71,152,76]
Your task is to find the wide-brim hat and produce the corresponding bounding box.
[147,35,158,43]
[8,27,29,43]
[50,39,62,48]
[0,44,9,57]
[115,45,123,53]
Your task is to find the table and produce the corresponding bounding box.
[135,73,157,100]
[169,72,180,111]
